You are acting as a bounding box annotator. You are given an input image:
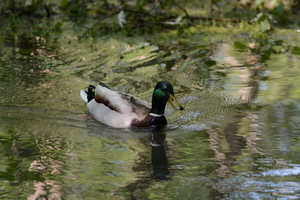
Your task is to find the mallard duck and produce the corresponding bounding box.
[80,81,184,128]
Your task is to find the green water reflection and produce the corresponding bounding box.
[1,27,300,199]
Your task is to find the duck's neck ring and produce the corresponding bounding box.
[149,113,164,117]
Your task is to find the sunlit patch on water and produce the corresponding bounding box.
[262,166,300,176]
[212,156,300,199]
[216,178,300,199]
[216,168,300,199]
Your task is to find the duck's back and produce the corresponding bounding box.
[81,84,151,128]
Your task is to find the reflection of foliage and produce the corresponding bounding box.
[0,0,299,38]
[251,12,273,34]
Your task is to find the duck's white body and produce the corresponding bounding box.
[80,84,151,128]
[86,99,137,128]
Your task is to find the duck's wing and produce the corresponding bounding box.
[121,93,151,118]
[94,85,151,117]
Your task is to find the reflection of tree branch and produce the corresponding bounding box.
[78,9,156,41]
[190,16,241,23]
[123,9,155,18]
[157,17,240,26]
[78,11,120,41]
[173,0,192,22]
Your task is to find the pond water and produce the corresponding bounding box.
[1,28,300,199]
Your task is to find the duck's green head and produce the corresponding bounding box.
[150,81,184,115]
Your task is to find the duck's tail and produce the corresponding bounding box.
[80,85,96,103]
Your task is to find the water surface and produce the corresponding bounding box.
[1,29,300,199]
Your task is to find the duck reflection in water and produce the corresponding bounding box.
[149,130,169,180]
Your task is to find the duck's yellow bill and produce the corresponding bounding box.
[168,95,184,111]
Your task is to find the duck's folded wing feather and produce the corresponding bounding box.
[121,93,151,117]
[94,85,151,117]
